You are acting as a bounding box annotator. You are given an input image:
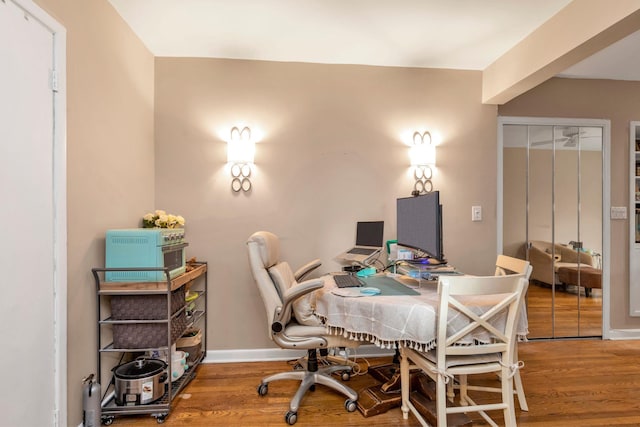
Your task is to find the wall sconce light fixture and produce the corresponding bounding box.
[410,131,436,195]
[228,126,254,192]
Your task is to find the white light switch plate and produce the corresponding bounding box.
[611,206,627,219]
[472,206,482,222]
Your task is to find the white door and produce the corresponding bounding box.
[0,1,66,425]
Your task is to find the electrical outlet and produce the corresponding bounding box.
[472,206,482,222]
[611,206,627,219]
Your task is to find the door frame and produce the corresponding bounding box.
[497,116,611,339]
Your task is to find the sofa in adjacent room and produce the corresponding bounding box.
[525,240,594,287]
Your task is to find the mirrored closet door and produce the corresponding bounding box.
[501,120,604,339]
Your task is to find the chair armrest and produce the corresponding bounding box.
[577,251,593,266]
[271,278,328,350]
[528,245,552,263]
[558,245,591,265]
[271,278,324,331]
[294,259,322,281]
[282,278,324,306]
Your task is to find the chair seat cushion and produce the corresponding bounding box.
[285,323,360,348]
[285,323,329,337]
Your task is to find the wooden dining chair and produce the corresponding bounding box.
[454,255,532,412]
[495,254,533,280]
[400,274,528,427]
[491,254,531,411]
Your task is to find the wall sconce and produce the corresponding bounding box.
[410,131,436,195]
[228,126,254,192]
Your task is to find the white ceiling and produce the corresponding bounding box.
[108,0,640,80]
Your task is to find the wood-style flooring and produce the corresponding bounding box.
[527,281,602,338]
[110,339,640,426]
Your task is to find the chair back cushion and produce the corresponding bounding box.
[253,231,280,269]
[247,231,291,336]
[270,262,323,326]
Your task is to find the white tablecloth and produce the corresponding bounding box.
[314,274,528,351]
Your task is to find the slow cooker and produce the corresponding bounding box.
[114,358,167,406]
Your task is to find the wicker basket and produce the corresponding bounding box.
[113,311,187,349]
[176,328,202,347]
[176,328,203,365]
[110,287,185,320]
[179,344,203,366]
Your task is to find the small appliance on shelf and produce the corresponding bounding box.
[105,228,188,282]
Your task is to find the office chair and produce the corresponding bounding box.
[247,231,358,425]
[400,274,528,427]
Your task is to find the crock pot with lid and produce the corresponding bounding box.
[114,357,167,406]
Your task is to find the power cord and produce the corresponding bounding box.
[287,348,371,377]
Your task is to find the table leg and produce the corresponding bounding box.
[400,347,410,419]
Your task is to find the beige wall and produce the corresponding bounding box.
[154,58,499,350]
[34,0,154,424]
[500,77,640,330]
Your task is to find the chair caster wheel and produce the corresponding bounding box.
[101,416,114,426]
[341,371,351,381]
[345,399,357,412]
[257,383,268,396]
[285,410,297,425]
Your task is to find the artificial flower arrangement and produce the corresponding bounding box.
[142,210,185,229]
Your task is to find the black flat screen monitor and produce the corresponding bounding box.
[356,221,384,247]
[396,191,444,262]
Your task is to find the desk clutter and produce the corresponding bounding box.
[330,273,420,296]
[356,362,472,426]
[396,261,462,280]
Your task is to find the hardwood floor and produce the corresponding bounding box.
[110,339,640,426]
[527,281,602,339]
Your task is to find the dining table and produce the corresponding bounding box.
[314,272,529,351]
[312,272,529,420]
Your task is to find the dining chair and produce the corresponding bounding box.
[489,255,532,411]
[400,274,528,427]
[495,254,533,279]
[444,255,532,412]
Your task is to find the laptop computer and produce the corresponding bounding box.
[336,221,384,264]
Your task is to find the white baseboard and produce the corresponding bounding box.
[201,344,395,364]
[607,329,640,340]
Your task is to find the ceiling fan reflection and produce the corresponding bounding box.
[530,128,600,147]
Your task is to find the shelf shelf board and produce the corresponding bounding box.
[99,263,207,292]
[100,365,199,416]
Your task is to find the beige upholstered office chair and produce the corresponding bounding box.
[247,231,358,425]
[400,274,528,427]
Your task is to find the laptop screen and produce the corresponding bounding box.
[355,221,384,247]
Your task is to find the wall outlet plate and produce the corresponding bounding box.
[611,206,627,219]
